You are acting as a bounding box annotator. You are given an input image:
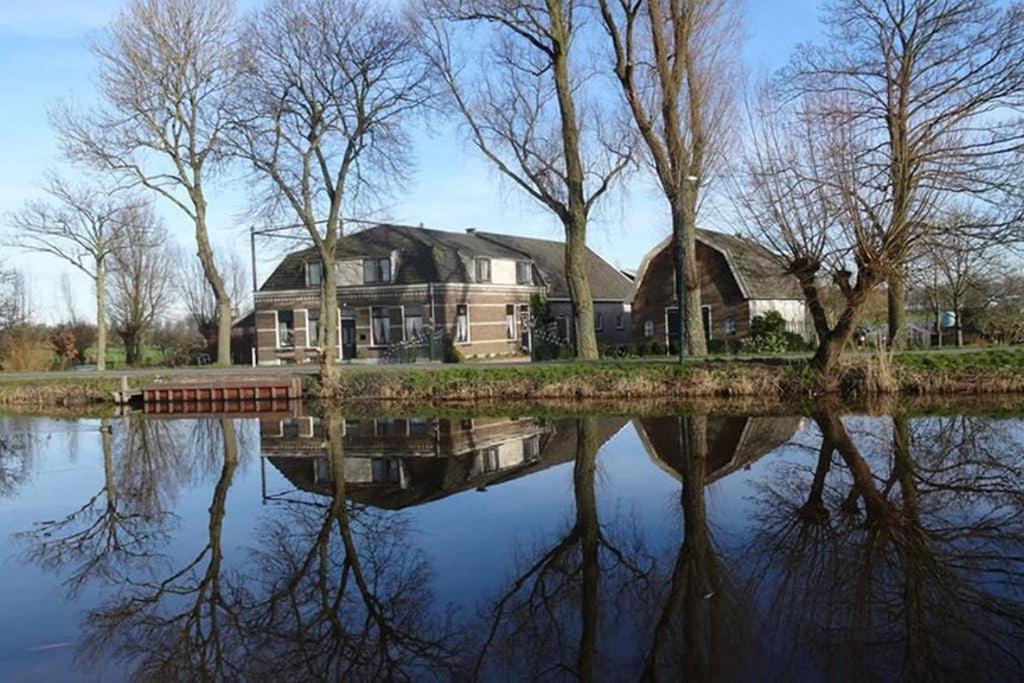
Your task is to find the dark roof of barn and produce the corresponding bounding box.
[473,231,633,300]
[260,224,633,300]
[696,230,802,300]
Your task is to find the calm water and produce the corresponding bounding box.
[1,407,1023,681]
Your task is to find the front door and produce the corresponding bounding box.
[341,318,356,360]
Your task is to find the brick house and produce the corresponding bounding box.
[629,229,807,348]
[253,224,632,363]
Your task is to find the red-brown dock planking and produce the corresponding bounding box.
[140,378,304,413]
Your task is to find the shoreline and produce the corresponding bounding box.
[4,349,1024,408]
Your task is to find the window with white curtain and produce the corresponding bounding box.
[456,304,469,342]
[371,307,391,345]
[404,305,423,341]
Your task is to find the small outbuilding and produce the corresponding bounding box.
[629,229,808,348]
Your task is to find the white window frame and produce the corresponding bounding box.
[456,304,471,344]
[306,309,320,348]
[276,310,295,349]
[643,319,655,338]
[595,312,604,332]
[516,260,532,285]
[363,257,392,284]
[476,257,492,283]
[370,306,392,347]
[305,260,323,288]
[505,304,517,340]
[702,305,713,341]
[724,316,737,336]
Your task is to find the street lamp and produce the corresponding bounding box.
[676,175,700,365]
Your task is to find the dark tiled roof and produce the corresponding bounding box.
[260,224,528,290]
[697,229,802,300]
[473,231,634,300]
[260,224,634,301]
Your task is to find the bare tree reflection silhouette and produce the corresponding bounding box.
[471,417,653,681]
[76,418,248,679]
[16,416,185,597]
[238,415,464,680]
[743,408,1024,681]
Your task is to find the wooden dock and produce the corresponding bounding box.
[139,377,304,411]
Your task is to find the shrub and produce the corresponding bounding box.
[0,325,52,371]
[743,310,789,354]
[50,329,79,369]
[784,331,813,353]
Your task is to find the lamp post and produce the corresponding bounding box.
[676,175,700,365]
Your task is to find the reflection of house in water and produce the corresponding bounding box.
[261,416,629,509]
[634,415,803,484]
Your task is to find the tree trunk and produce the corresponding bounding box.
[193,201,232,366]
[123,329,139,366]
[671,205,688,360]
[549,5,598,361]
[96,260,107,372]
[674,202,707,358]
[814,409,892,525]
[887,269,906,350]
[574,417,600,681]
[955,306,964,347]
[319,248,339,381]
[565,213,599,360]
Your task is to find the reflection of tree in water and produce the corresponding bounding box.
[238,415,463,680]
[77,415,461,680]
[638,415,750,683]
[743,408,1024,680]
[472,417,652,681]
[17,416,188,596]
[77,419,247,679]
[0,416,38,498]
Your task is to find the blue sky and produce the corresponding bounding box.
[0,0,822,322]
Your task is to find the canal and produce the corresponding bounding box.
[1,406,1022,680]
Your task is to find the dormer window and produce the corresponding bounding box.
[476,257,491,283]
[305,260,323,287]
[363,257,391,283]
[516,261,532,285]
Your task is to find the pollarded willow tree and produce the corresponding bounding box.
[55,0,241,365]
[783,0,1024,350]
[230,0,433,380]
[734,0,1024,379]
[6,174,134,371]
[598,0,743,359]
[418,0,635,360]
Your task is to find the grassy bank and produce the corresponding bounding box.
[4,348,1024,408]
[322,350,1024,403]
[0,375,153,407]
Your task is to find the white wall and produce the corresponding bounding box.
[749,299,807,333]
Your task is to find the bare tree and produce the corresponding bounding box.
[180,246,247,355]
[230,0,432,380]
[0,260,28,336]
[54,0,241,365]
[109,205,177,366]
[598,0,742,359]
[419,0,634,360]
[6,174,132,371]
[784,0,1024,350]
